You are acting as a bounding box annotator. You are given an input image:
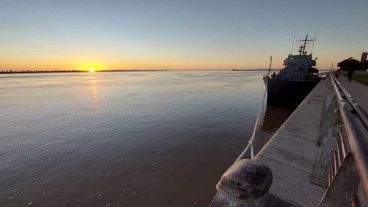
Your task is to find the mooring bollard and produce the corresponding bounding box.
[211,159,273,207]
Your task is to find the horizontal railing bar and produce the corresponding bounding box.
[330,74,368,200]
[332,75,368,130]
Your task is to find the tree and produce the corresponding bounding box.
[337,57,362,71]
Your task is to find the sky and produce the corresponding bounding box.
[0,0,367,71]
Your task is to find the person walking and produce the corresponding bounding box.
[347,68,354,82]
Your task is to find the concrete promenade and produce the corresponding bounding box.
[210,76,364,206]
[338,76,368,113]
[255,80,328,206]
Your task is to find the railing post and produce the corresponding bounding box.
[318,153,359,207]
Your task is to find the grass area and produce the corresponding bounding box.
[353,71,368,86]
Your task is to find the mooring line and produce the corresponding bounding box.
[235,85,267,162]
[234,57,272,162]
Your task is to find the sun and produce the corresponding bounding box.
[88,67,96,73]
[81,63,102,72]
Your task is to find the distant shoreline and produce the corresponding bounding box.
[0,69,277,74]
[0,69,331,74]
[0,70,168,74]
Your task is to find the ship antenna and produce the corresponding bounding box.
[303,33,308,55]
[267,56,273,76]
[290,33,296,55]
[310,30,318,54]
[297,33,316,55]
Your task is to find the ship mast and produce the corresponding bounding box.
[297,34,316,55]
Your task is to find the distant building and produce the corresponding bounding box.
[361,52,367,63]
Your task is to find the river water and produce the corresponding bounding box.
[0,71,294,207]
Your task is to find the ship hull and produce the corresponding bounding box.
[264,79,320,105]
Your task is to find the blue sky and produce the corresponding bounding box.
[0,0,367,70]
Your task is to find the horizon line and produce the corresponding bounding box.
[0,68,277,72]
[0,68,332,74]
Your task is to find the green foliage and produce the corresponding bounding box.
[353,71,368,86]
[337,57,362,71]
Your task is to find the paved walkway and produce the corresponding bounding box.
[256,80,328,206]
[338,76,368,113]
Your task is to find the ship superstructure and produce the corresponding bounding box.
[264,34,321,104]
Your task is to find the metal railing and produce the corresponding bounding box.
[330,74,368,200]
[328,125,351,185]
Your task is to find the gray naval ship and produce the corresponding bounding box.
[264,34,321,105]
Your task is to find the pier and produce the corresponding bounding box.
[210,74,368,206]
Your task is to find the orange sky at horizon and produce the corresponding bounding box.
[0,52,281,71]
[1,44,363,71]
[0,51,362,71]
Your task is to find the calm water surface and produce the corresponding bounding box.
[0,71,293,207]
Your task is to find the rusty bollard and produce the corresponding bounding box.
[211,159,273,207]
